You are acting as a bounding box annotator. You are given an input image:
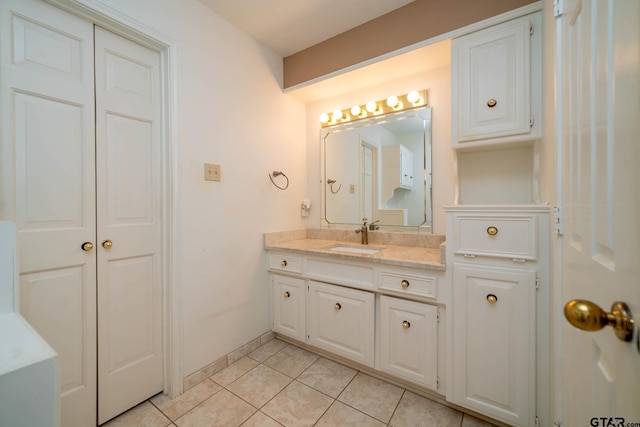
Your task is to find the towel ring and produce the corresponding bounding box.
[327,179,342,194]
[269,171,289,190]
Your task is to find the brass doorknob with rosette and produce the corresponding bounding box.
[102,240,113,249]
[564,299,634,342]
[81,242,94,251]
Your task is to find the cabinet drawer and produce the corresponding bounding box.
[268,253,302,273]
[308,281,375,367]
[306,257,374,290]
[453,214,537,260]
[379,271,436,300]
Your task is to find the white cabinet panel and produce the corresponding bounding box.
[451,263,535,427]
[306,258,374,290]
[271,274,306,342]
[379,270,437,300]
[380,296,438,389]
[452,213,537,260]
[308,281,374,367]
[268,253,303,274]
[452,12,541,148]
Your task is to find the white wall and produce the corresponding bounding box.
[305,65,454,235]
[95,0,307,376]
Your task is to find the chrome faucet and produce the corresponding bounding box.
[355,218,379,245]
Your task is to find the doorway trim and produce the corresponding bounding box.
[47,0,183,397]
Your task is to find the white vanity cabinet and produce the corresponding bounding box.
[271,274,306,342]
[445,206,549,427]
[452,12,541,149]
[379,296,438,389]
[266,248,446,394]
[308,281,375,367]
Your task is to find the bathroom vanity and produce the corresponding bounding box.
[265,230,447,395]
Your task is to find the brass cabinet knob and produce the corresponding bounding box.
[334,303,341,310]
[487,294,498,304]
[564,299,634,342]
[487,98,497,107]
[401,279,410,288]
[102,240,113,249]
[283,292,290,298]
[81,242,94,251]
[281,260,287,267]
[487,226,498,236]
[402,320,411,329]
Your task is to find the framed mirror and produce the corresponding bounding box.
[321,107,432,232]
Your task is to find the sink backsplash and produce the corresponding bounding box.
[265,228,445,250]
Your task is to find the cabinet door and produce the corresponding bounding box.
[380,296,438,389]
[308,281,374,367]
[451,263,535,427]
[453,15,532,145]
[272,275,306,342]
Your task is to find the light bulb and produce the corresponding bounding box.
[332,109,343,121]
[365,101,378,113]
[407,90,421,104]
[387,95,399,108]
[319,112,329,123]
[350,105,361,116]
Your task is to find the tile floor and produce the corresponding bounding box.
[103,339,498,427]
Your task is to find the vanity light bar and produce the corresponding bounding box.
[319,89,427,128]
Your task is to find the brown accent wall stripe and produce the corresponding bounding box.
[283,0,536,89]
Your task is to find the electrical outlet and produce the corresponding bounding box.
[204,163,221,182]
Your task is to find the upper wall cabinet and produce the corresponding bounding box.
[452,12,542,149]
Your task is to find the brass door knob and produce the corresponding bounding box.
[81,242,94,251]
[487,294,498,304]
[334,303,341,310]
[283,292,290,298]
[102,240,113,249]
[402,321,411,329]
[487,226,498,236]
[564,299,635,342]
[401,280,410,288]
[281,260,287,267]
[487,98,497,107]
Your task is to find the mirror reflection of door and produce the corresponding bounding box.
[360,140,376,222]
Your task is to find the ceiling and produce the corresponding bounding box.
[197,0,414,57]
[197,0,450,104]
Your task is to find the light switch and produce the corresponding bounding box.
[204,163,221,182]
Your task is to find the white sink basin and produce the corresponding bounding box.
[324,244,384,255]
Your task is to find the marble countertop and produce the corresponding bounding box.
[265,237,445,271]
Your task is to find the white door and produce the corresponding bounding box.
[558,0,640,425]
[0,1,97,425]
[0,1,164,425]
[360,142,375,221]
[94,27,163,424]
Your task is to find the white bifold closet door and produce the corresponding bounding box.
[0,0,164,425]
[94,26,163,425]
